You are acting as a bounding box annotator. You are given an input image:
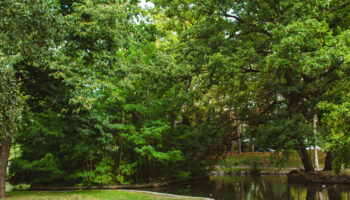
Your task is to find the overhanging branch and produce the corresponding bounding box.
[328,2,350,13]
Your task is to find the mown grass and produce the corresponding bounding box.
[5,190,206,200]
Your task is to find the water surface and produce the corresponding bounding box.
[149,175,350,200]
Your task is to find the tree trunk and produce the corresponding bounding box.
[285,70,314,172]
[0,139,11,199]
[306,186,317,200]
[323,152,333,171]
[313,115,319,170]
[231,140,234,156]
[117,136,123,177]
[236,120,241,154]
[297,137,314,172]
[328,186,342,200]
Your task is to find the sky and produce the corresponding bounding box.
[139,0,155,9]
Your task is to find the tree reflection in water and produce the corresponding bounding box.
[305,184,345,200]
[149,175,350,200]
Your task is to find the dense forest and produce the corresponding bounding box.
[1,0,350,198]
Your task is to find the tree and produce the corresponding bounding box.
[0,0,61,197]
[6,0,349,189]
[151,0,350,172]
[9,0,222,186]
[0,66,22,198]
[318,73,350,173]
[9,0,137,186]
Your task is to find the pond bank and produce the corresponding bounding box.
[212,167,350,184]
[287,169,350,184]
[146,175,350,200]
[212,166,298,176]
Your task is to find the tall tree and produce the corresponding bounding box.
[0,0,61,197]
[152,0,350,172]
[9,0,138,186]
[0,66,22,198]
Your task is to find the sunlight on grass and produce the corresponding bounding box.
[5,190,204,200]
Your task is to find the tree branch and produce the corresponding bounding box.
[328,2,350,13]
[241,68,261,73]
[222,13,272,37]
[260,100,278,115]
[223,13,244,23]
[303,67,337,85]
[176,11,194,25]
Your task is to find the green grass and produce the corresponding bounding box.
[218,151,325,170]
[5,190,206,200]
[6,182,12,192]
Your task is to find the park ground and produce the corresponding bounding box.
[5,190,210,200]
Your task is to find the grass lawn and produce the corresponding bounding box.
[5,190,208,200]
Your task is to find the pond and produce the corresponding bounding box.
[148,175,350,200]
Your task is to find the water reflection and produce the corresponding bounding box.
[149,176,350,200]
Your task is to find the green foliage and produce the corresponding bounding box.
[94,159,114,185]
[152,0,350,172]
[0,0,62,141]
[1,2,63,197]
[0,67,23,141]
[257,113,312,152]
[9,0,224,187]
[319,101,350,174]
[8,0,350,186]
[10,184,30,191]
[0,0,62,63]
